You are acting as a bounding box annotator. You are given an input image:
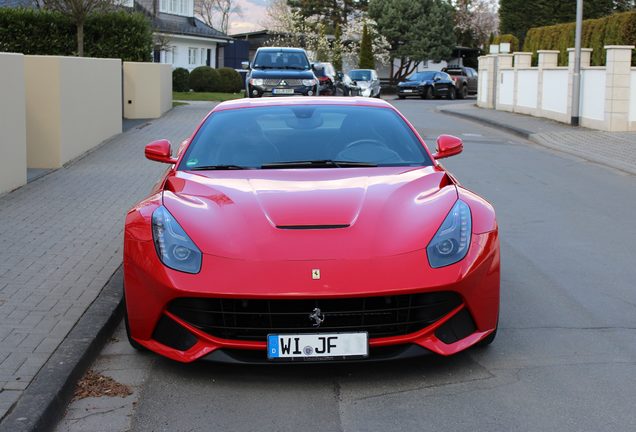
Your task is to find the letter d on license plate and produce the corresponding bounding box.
[267,332,368,361]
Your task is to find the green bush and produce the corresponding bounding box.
[493,34,520,53]
[0,8,152,61]
[216,67,243,93]
[173,68,190,92]
[523,11,636,66]
[189,66,220,92]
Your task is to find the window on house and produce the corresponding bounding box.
[189,48,198,65]
[160,0,193,16]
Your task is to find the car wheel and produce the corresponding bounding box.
[458,85,467,99]
[422,86,433,100]
[124,295,146,351]
[398,95,405,99]
[448,87,456,100]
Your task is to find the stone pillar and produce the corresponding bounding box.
[604,45,634,131]
[498,54,513,69]
[513,52,532,68]
[477,55,496,108]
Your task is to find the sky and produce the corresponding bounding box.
[228,0,270,34]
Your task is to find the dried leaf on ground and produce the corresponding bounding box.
[73,369,132,400]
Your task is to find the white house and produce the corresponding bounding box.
[135,0,232,71]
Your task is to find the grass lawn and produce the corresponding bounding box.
[172,101,189,107]
[173,91,245,102]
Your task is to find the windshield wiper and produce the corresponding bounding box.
[282,66,307,70]
[261,160,378,169]
[189,165,248,171]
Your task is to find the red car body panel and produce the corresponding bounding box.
[123,97,500,363]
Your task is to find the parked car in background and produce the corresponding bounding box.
[335,72,361,96]
[397,71,456,100]
[313,62,337,96]
[442,66,478,99]
[348,69,381,98]
[242,47,318,98]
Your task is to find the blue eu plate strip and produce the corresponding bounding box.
[267,335,279,358]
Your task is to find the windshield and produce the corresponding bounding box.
[348,70,371,81]
[445,69,464,76]
[180,106,432,170]
[408,71,436,81]
[253,50,310,70]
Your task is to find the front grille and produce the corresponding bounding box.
[168,292,462,342]
[263,79,304,86]
[399,86,418,91]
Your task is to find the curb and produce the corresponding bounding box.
[436,105,534,139]
[0,267,124,432]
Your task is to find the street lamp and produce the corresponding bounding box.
[571,0,583,126]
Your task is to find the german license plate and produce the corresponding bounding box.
[272,88,294,95]
[403,89,413,93]
[267,332,368,361]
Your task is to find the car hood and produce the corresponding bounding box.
[399,80,429,86]
[356,80,372,88]
[250,69,315,80]
[162,167,457,260]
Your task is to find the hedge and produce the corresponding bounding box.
[0,8,152,61]
[189,66,220,92]
[523,11,636,66]
[493,34,520,53]
[216,67,243,93]
[173,68,190,92]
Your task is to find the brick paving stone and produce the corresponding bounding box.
[0,103,217,419]
[439,103,636,175]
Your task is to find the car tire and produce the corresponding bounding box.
[398,95,405,99]
[458,85,467,99]
[448,87,456,100]
[475,317,498,347]
[422,86,433,100]
[124,294,146,351]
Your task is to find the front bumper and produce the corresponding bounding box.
[124,231,499,363]
[248,84,317,97]
[398,86,424,96]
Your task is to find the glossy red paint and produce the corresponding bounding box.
[144,139,177,164]
[123,97,500,363]
[433,134,463,159]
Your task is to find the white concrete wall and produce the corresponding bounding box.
[0,52,27,194]
[630,69,636,123]
[516,70,538,108]
[123,62,172,119]
[541,69,568,114]
[25,55,122,169]
[479,71,489,103]
[499,70,514,107]
[581,69,606,121]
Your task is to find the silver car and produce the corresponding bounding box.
[348,69,381,98]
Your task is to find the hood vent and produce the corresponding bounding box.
[276,224,349,230]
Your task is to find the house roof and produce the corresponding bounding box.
[0,0,35,7]
[151,13,232,41]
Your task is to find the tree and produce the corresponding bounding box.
[332,22,343,71]
[195,0,242,33]
[453,0,498,48]
[43,0,112,56]
[315,23,330,61]
[369,0,456,82]
[286,0,368,32]
[358,22,374,68]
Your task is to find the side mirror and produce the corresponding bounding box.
[145,139,177,164]
[241,60,249,69]
[434,76,441,82]
[433,134,463,159]
[336,72,344,80]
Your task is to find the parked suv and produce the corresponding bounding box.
[243,47,318,98]
[442,65,478,99]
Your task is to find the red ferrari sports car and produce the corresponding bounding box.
[123,97,499,363]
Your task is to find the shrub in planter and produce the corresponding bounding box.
[216,67,243,93]
[173,68,190,92]
[189,66,219,92]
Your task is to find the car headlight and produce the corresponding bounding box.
[152,206,202,274]
[427,200,471,268]
[302,79,316,86]
[249,78,263,86]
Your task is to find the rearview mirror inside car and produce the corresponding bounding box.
[433,135,463,160]
[145,139,177,164]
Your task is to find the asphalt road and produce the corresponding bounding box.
[59,98,636,432]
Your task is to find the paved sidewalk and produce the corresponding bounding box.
[0,103,215,420]
[438,103,636,175]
